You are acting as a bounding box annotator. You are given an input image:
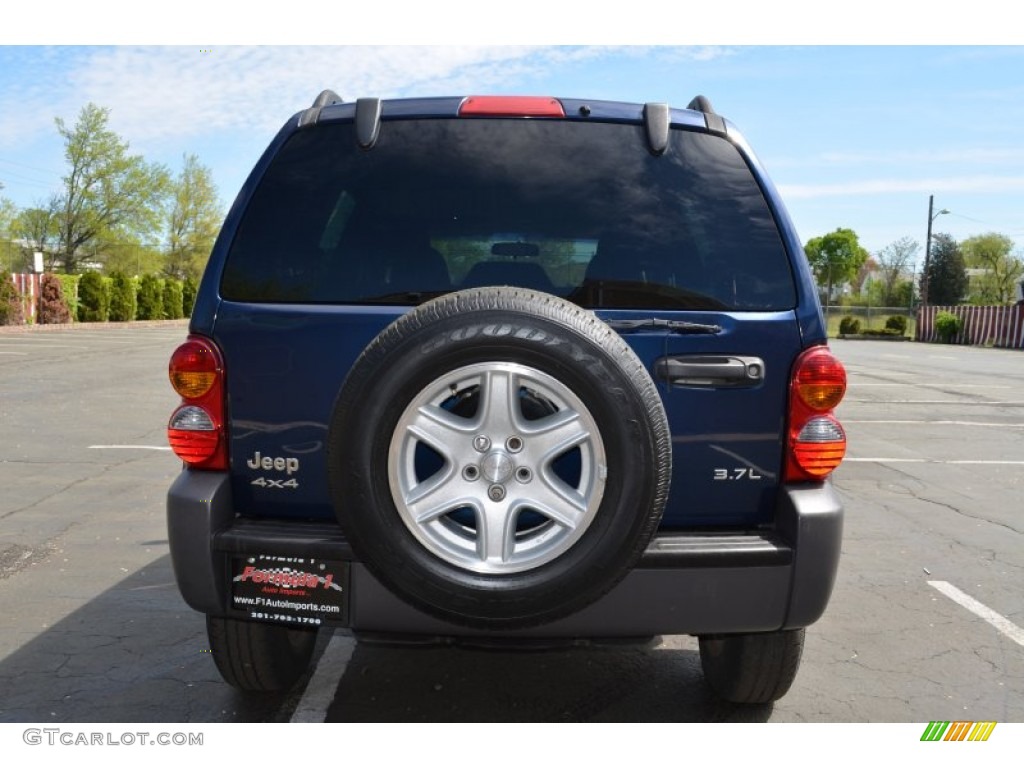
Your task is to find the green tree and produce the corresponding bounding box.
[52,103,170,273]
[136,274,164,320]
[961,233,1023,305]
[165,153,222,281]
[162,277,184,319]
[864,276,912,308]
[1,197,18,269]
[101,238,164,277]
[108,271,137,321]
[922,233,968,305]
[56,274,81,320]
[77,270,110,322]
[0,197,15,234]
[804,228,869,303]
[11,202,59,271]
[182,275,198,316]
[875,236,920,306]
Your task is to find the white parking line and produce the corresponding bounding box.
[928,581,1024,647]
[844,420,1024,428]
[845,458,925,463]
[290,631,356,722]
[88,444,172,451]
[0,342,89,348]
[848,383,1011,389]
[846,400,1024,405]
[846,458,1024,465]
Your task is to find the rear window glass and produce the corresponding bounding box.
[221,118,795,311]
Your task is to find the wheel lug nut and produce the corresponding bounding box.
[515,467,532,483]
[487,485,506,501]
[463,465,480,481]
[473,435,491,452]
[506,436,523,453]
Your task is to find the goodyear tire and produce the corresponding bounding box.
[328,287,671,630]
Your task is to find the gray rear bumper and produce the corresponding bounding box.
[167,471,842,637]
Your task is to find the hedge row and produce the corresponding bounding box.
[1,271,198,325]
[838,314,910,337]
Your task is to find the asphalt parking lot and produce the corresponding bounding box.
[0,324,1021,722]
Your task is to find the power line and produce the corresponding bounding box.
[0,156,63,177]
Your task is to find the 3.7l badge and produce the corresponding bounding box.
[712,467,763,481]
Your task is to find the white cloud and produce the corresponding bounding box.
[67,46,555,142]
[0,46,592,149]
[781,175,1024,199]
[772,147,1024,170]
[0,45,739,151]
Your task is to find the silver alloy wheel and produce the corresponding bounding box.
[388,362,607,575]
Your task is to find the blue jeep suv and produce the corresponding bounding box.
[166,92,847,704]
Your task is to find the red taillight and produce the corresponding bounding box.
[458,96,565,117]
[786,346,847,481]
[168,335,227,470]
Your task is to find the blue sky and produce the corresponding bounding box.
[2,14,1022,263]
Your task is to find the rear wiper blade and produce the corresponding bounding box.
[605,318,722,335]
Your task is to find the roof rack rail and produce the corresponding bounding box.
[313,89,343,108]
[687,95,715,114]
[643,102,670,156]
[298,89,344,128]
[355,97,382,150]
[686,94,726,135]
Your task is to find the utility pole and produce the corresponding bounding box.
[922,195,950,305]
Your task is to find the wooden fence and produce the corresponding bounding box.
[917,304,1024,349]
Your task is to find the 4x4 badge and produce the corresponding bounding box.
[251,477,299,489]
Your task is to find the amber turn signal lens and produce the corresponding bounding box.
[169,340,220,399]
[794,349,846,411]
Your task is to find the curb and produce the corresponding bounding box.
[0,319,190,334]
[835,334,910,342]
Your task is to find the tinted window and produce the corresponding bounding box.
[222,118,795,310]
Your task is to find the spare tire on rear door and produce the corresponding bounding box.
[327,287,671,630]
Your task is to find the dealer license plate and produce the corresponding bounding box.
[230,555,350,626]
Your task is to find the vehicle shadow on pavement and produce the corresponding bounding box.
[0,554,295,723]
[324,637,775,722]
[0,551,773,723]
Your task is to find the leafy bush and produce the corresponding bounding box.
[838,316,861,335]
[137,274,164,320]
[934,311,962,343]
[885,315,908,334]
[37,273,71,324]
[57,274,80,321]
[0,271,25,326]
[182,276,198,317]
[108,271,137,322]
[162,277,184,320]
[861,328,903,337]
[77,270,110,322]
